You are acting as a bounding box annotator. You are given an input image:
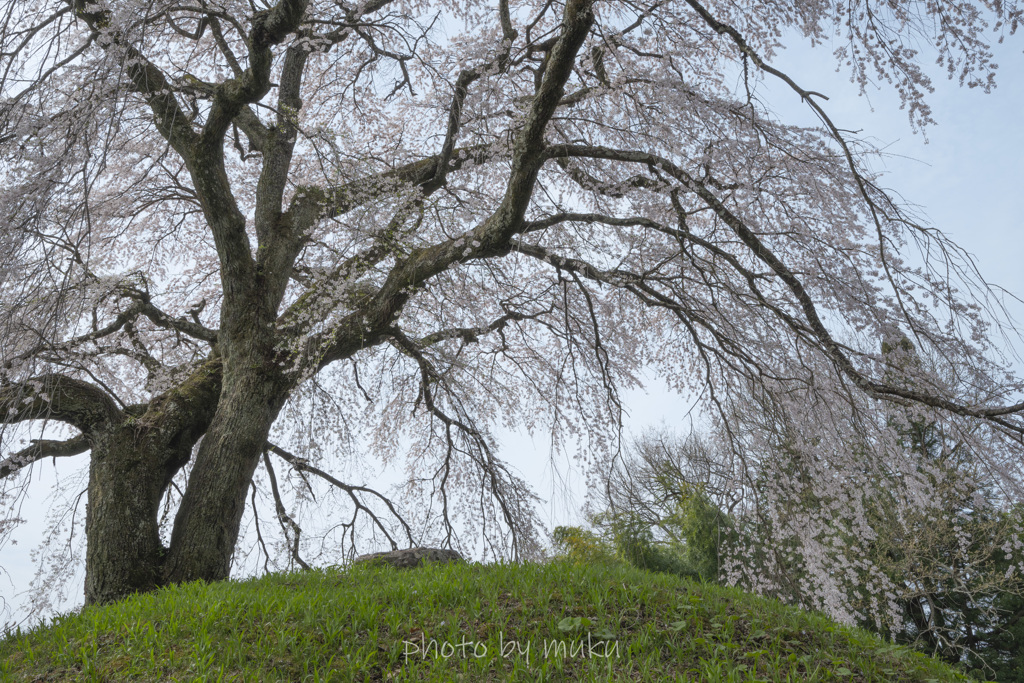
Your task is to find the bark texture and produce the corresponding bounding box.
[163,363,289,584]
[84,425,169,604]
[82,360,222,604]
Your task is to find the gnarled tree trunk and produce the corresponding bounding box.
[84,423,173,604]
[83,360,222,605]
[163,362,289,584]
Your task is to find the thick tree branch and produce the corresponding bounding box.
[427,1,518,191]
[203,0,309,142]
[0,433,89,480]
[286,143,493,227]
[416,309,546,348]
[301,0,595,371]
[66,1,198,156]
[253,43,310,309]
[207,15,244,77]
[138,302,219,345]
[0,374,120,432]
[233,106,270,153]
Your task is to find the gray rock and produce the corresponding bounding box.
[353,546,465,569]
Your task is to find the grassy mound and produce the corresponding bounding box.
[1,560,969,681]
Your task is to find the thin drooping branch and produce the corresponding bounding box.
[250,484,272,576]
[545,144,1024,432]
[679,0,984,340]
[508,240,762,401]
[267,443,411,551]
[519,210,814,346]
[260,449,310,571]
[387,326,538,557]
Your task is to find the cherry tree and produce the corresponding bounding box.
[2,0,1023,622]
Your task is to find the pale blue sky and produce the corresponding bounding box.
[529,29,1024,542]
[3,28,1023,626]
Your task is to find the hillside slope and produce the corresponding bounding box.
[0,560,969,681]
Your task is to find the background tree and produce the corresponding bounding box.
[764,421,1024,668]
[582,422,1024,670]
[583,339,1024,669]
[2,0,1024,622]
[964,544,1024,681]
[586,431,736,582]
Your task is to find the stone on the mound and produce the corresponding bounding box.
[353,546,464,569]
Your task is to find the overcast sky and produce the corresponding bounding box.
[3,29,1023,627]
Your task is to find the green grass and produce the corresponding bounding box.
[0,559,970,682]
